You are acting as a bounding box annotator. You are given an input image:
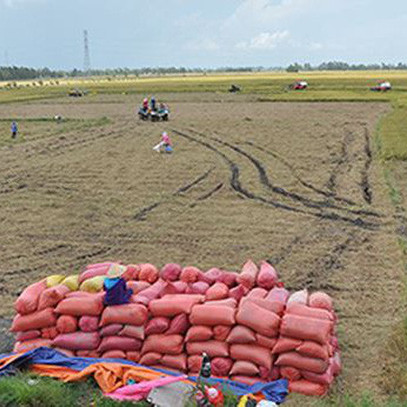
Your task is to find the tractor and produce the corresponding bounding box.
[138,104,170,121]
[289,80,308,90]
[370,81,392,92]
[229,84,241,93]
[157,105,170,121]
[68,89,84,97]
[138,107,150,120]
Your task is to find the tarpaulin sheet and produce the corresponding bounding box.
[0,347,288,403]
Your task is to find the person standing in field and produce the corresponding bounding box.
[150,96,157,111]
[142,97,149,111]
[11,121,18,139]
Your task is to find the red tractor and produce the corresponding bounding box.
[289,80,308,90]
[370,81,392,92]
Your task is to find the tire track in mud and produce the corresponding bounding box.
[267,220,358,291]
[361,127,373,204]
[172,128,381,230]
[267,235,302,266]
[187,128,382,226]
[172,129,307,214]
[300,231,359,291]
[190,127,379,219]
[196,183,224,201]
[134,202,162,221]
[326,124,373,206]
[325,124,373,207]
[326,130,352,194]
[190,183,224,208]
[279,222,362,293]
[243,141,357,206]
[133,169,214,221]
[175,169,213,195]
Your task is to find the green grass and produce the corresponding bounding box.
[3,373,407,407]
[384,168,403,205]
[0,373,241,407]
[373,99,407,401]
[0,373,151,407]
[378,101,407,160]
[314,393,407,406]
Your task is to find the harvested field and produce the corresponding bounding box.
[0,93,404,401]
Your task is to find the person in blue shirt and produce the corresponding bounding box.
[11,121,18,139]
[150,96,157,111]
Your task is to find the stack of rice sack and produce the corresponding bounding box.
[10,259,340,397]
[11,262,117,354]
[273,289,341,396]
[97,301,147,360]
[185,297,236,379]
[134,265,197,373]
[226,262,283,385]
[137,263,236,374]
[179,265,238,379]
[11,273,82,353]
[52,262,148,360]
[52,290,103,357]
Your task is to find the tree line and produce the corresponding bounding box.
[0,62,406,81]
[286,61,407,72]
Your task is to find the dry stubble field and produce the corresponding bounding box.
[0,93,404,401]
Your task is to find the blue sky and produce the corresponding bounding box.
[0,0,406,69]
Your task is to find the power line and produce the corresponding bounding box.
[83,29,91,73]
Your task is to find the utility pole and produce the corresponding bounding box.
[4,51,9,67]
[83,30,91,74]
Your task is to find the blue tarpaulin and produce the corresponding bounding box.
[0,347,289,404]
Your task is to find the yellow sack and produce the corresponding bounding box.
[61,275,80,291]
[237,396,248,407]
[107,264,127,278]
[80,275,106,293]
[46,274,65,288]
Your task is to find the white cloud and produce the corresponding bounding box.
[223,0,327,30]
[185,38,221,51]
[236,30,289,50]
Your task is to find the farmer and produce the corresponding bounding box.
[162,131,171,148]
[153,131,173,153]
[142,97,149,111]
[11,121,18,139]
[150,96,157,111]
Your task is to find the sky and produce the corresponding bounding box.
[0,0,406,69]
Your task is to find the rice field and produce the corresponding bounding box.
[0,71,407,405]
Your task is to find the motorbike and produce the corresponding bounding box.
[158,107,170,121]
[138,107,150,120]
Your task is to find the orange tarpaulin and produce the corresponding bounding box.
[30,362,194,393]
